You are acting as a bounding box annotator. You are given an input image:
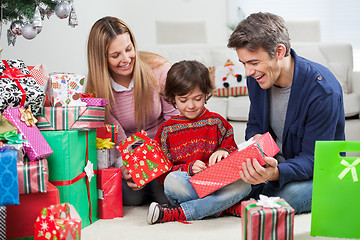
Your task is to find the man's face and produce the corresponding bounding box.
[236,47,281,89]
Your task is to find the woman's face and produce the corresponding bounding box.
[107,32,136,81]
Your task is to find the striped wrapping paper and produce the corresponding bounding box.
[36,106,105,130]
[241,198,295,240]
[213,86,248,97]
[17,159,48,194]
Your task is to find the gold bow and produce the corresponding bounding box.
[19,108,38,127]
[96,138,114,150]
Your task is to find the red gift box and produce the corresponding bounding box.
[34,203,81,240]
[6,182,60,239]
[116,131,172,188]
[97,167,123,219]
[96,124,118,144]
[241,195,295,240]
[189,132,280,198]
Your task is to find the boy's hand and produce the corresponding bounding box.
[192,160,207,174]
[208,149,229,167]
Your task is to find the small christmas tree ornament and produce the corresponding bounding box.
[55,1,71,19]
[7,29,17,46]
[68,7,78,27]
[21,24,38,40]
[10,20,24,35]
[32,6,42,29]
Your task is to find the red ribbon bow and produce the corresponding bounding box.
[1,60,32,107]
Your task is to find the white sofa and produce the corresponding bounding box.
[144,43,360,143]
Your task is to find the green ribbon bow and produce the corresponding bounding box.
[6,133,28,144]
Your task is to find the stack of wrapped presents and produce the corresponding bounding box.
[0,59,123,239]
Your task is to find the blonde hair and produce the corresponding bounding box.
[86,16,167,130]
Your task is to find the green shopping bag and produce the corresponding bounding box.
[311,141,360,239]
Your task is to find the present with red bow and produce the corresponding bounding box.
[41,130,99,228]
[34,203,81,240]
[0,60,45,114]
[3,107,53,161]
[189,132,280,198]
[116,130,172,188]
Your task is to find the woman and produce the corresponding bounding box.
[86,16,179,206]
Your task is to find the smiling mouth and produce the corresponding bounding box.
[119,61,131,69]
[255,74,265,81]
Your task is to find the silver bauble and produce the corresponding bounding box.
[10,20,24,35]
[55,1,71,19]
[7,29,17,46]
[21,24,38,40]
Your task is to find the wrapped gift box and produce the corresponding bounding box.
[96,124,118,143]
[49,72,87,107]
[17,159,48,194]
[34,203,81,240]
[189,132,280,198]
[6,182,60,239]
[241,195,295,240]
[97,168,123,219]
[0,206,5,240]
[116,131,172,188]
[0,113,17,136]
[3,107,53,161]
[311,141,360,239]
[36,106,105,131]
[41,130,99,228]
[0,147,19,205]
[0,60,45,114]
[80,97,108,107]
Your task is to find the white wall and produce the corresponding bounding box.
[0,0,228,74]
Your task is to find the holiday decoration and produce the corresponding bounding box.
[55,1,71,19]
[6,182,60,239]
[34,203,81,240]
[189,132,280,198]
[21,23,38,40]
[68,7,78,27]
[241,195,295,240]
[32,6,42,29]
[36,106,105,131]
[0,146,19,205]
[117,131,172,188]
[17,159,48,194]
[3,107,53,162]
[1,1,77,45]
[41,130,99,228]
[97,168,123,219]
[0,59,45,114]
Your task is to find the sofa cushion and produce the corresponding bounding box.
[227,96,250,121]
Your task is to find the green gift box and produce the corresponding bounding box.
[41,130,99,228]
[311,141,360,239]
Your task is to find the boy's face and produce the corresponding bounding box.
[175,86,206,120]
[236,47,281,89]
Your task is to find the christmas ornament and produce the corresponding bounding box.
[7,29,17,46]
[55,1,71,19]
[68,7,78,27]
[21,24,38,40]
[32,6,42,29]
[10,20,24,35]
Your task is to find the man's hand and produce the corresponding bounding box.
[239,156,279,185]
[121,165,143,190]
[192,160,207,174]
[208,149,229,167]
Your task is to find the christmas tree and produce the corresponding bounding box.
[146,159,158,171]
[1,0,57,23]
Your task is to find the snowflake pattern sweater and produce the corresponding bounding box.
[155,108,238,176]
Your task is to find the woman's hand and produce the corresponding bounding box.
[192,160,207,174]
[208,149,229,167]
[121,165,143,190]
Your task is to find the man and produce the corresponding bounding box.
[227,12,345,214]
